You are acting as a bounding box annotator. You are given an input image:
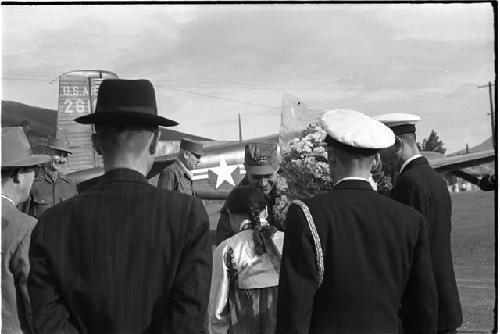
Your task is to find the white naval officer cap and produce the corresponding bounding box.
[373,113,421,135]
[320,109,395,152]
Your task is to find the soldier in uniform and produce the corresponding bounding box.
[157,138,203,196]
[375,113,463,334]
[215,142,282,245]
[276,109,438,334]
[28,79,212,334]
[22,137,78,218]
[2,127,50,333]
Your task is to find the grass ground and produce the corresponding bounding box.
[451,191,496,332]
[204,191,496,332]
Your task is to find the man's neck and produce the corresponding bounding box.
[103,156,151,177]
[335,171,370,183]
[44,166,58,180]
[400,144,420,166]
[333,159,372,182]
[177,158,191,172]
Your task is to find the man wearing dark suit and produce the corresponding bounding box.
[276,109,438,334]
[28,79,212,334]
[2,127,50,334]
[376,113,463,334]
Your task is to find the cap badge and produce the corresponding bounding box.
[256,156,267,165]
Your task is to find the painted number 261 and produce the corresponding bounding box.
[64,98,90,113]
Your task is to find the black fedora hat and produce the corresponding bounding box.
[75,79,178,127]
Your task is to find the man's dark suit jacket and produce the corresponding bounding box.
[28,168,212,334]
[393,156,463,331]
[276,179,438,334]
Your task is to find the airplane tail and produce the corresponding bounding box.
[57,70,118,173]
[279,93,325,154]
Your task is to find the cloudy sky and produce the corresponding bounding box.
[2,3,495,152]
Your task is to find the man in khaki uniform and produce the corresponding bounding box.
[157,138,203,196]
[22,137,78,218]
[215,142,282,245]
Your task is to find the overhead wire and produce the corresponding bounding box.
[155,84,280,110]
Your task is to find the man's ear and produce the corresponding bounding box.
[91,134,102,156]
[394,137,402,153]
[148,130,160,155]
[372,153,381,170]
[326,146,335,165]
[12,169,21,184]
[182,151,191,161]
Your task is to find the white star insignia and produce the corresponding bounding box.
[210,158,238,189]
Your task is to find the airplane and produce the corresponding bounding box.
[57,71,495,198]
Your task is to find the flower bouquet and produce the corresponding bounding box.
[274,122,393,228]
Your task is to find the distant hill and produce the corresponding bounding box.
[1,100,212,144]
[452,137,493,155]
[1,100,57,138]
[449,136,494,177]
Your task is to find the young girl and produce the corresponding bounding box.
[208,186,284,334]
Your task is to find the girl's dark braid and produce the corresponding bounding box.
[248,198,265,227]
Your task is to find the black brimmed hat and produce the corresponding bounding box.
[75,79,178,127]
[2,127,51,169]
[373,113,421,136]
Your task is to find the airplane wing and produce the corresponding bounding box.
[427,149,495,174]
[67,139,255,199]
[421,149,495,186]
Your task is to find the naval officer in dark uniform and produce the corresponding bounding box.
[375,113,463,334]
[276,109,438,334]
[28,79,212,334]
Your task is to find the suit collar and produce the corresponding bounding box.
[101,168,148,184]
[1,195,17,207]
[333,179,374,191]
[400,154,423,173]
[400,155,429,174]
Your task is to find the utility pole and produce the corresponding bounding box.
[238,113,243,142]
[478,81,496,153]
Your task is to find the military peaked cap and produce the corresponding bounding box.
[180,138,203,157]
[321,109,395,151]
[373,113,421,135]
[244,142,280,175]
